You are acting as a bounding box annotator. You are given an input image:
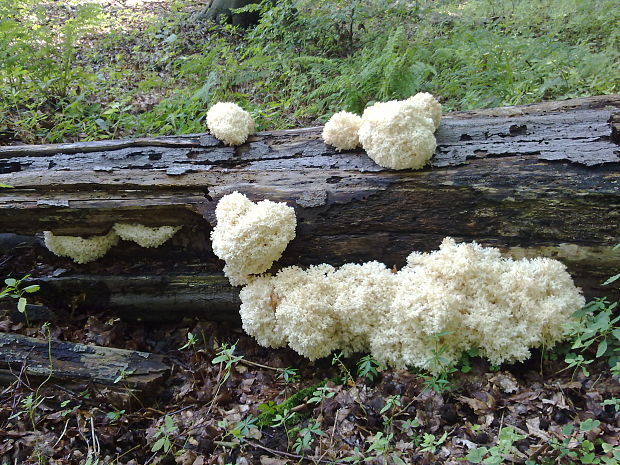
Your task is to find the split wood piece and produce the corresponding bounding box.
[0,332,169,390]
[0,95,619,302]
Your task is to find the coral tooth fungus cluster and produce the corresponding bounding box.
[211,193,585,371]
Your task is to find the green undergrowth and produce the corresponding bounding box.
[1,0,618,143]
[256,380,327,427]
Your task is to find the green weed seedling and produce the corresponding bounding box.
[464,426,526,464]
[151,415,177,454]
[332,351,355,386]
[179,331,198,350]
[1,274,40,324]
[293,420,324,454]
[357,354,383,381]
[277,367,300,384]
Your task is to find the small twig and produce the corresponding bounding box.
[528,442,550,462]
[239,358,286,372]
[318,408,341,463]
[244,440,334,463]
[113,444,141,462]
[167,404,195,416]
[52,418,70,448]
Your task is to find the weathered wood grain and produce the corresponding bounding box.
[0,332,169,389]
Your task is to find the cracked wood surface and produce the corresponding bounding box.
[0,332,169,389]
[0,96,619,314]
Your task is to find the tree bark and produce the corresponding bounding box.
[1,95,619,317]
[0,332,169,390]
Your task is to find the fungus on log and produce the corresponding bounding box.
[0,95,619,320]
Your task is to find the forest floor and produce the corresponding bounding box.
[1,302,619,465]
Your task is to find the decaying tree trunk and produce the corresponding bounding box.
[0,332,169,390]
[0,95,619,320]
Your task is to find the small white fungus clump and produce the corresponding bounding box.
[358,98,438,170]
[206,102,255,146]
[322,111,362,151]
[44,230,120,264]
[113,223,181,248]
[211,192,296,286]
[238,238,584,371]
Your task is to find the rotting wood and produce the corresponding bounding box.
[0,96,619,311]
[0,332,169,389]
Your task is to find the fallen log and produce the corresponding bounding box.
[0,332,169,390]
[0,95,619,318]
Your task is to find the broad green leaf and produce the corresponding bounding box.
[17,297,26,313]
[596,339,608,358]
[466,447,488,463]
[4,278,17,287]
[580,418,601,431]
[151,437,165,452]
[23,285,40,293]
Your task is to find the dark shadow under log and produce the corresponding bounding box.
[1,95,619,319]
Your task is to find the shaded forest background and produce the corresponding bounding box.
[0,0,619,144]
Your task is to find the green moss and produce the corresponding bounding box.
[256,380,325,427]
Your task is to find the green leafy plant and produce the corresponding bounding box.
[1,275,40,324]
[307,385,336,405]
[539,422,620,465]
[420,431,448,454]
[179,331,198,350]
[357,354,383,381]
[332,351,355,386]
[465,426,526,464]
[277,367,300,384]
[422,331,458,393]
[106,408,126,424]
[151,415,178,454]
[562,245,620,379]
[212,341,244,383]
[293,420,324,454]
[208,342,244,415]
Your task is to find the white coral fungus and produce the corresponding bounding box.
[211,192,296,286]
[206,102,255,146]
[113,223,181,248]
[406,92,442,130]
[44,230,119,264]
[322,111,362,151]
[239,238,584,371]
[358,98,438,170]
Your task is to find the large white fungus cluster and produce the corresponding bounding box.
[372,238,585,370]
[238,238,584,371]
[322,111,362,151]
[210,192,297,286]
[322,92,442,170]
[206,102,255,146]
[44,223,181,264]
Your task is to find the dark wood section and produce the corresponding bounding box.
[1,96,619,317]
